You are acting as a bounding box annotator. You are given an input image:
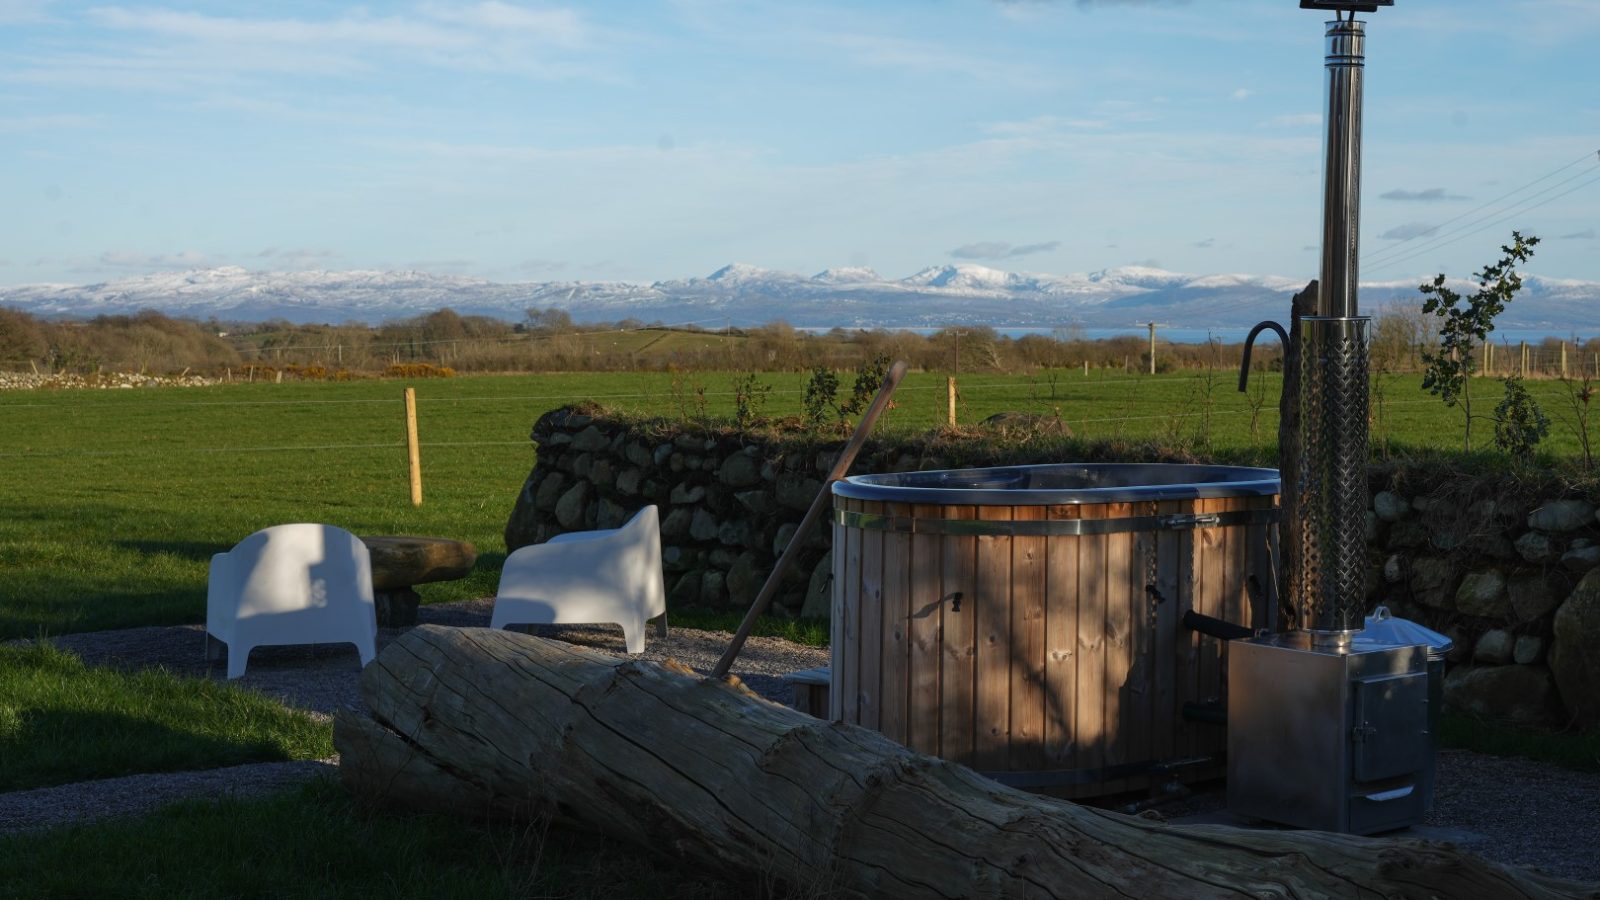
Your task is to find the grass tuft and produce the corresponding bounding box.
[0,778,754,900]
[1439,711,1600,773]
[0,643,332,792]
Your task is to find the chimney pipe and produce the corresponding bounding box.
[1293,12,1372,643]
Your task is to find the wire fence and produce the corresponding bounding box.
[4,367,1594,463]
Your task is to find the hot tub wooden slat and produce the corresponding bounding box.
[879,501,912,746]
[908,503,942,754]
[1194,496,1228,778]
[1176,498,1202,764]
[858,499,884,732]
[1094,506,1132,791]
[1075,502,1107,783]
[1009,505,1047,772]
[939,505,977,765]
[1151,499,1183,768]
[974,504,1014,771]
[1043,504,1080,770]
[1121,502,1154,796]
[837,498,861,724]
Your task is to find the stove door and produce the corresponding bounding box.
[1351,672,1428,782]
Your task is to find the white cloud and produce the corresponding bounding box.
[1378,223,1439,241]
[1262,113,1321,128]
[1380,188,1471,202]
[95,250,213,269]
[0,113,96,132]
[0,0,53,25]
[9,4,616,95]
[949,240,1060,260]
[1230,88,1252,101]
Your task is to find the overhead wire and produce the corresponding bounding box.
[1363,166,1600,275]
[1360,148,1599,268]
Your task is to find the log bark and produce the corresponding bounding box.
[335,626,1596,900]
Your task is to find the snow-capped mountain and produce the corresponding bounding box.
[3,263,1597,331]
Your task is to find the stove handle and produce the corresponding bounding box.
[1360,785,1416,803]
[1238,320,1289,392]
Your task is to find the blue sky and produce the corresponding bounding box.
[3,0,1597,286]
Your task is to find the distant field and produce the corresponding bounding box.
[0,368,1590,639]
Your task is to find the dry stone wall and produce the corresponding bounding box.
[506,406,1600,728]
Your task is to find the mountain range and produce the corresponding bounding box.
[3,263,1597,331]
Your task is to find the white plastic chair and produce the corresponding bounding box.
[492,505,667,653]
[206,523,378,679]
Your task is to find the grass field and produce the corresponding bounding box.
[1,368,1593,639]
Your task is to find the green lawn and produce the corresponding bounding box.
[0,778,751,900]
[0,369,1591,639]
[0,643,331,792]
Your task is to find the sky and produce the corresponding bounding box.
[2,0,1598,287]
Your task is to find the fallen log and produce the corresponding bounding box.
[334,626,1597,900]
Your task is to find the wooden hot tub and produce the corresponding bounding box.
[829,463,1280,797]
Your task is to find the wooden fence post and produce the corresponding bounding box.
[404,387,423,507]
[947,376,957,426]
[1561,342,1568,379]
[1520,341,1528,378]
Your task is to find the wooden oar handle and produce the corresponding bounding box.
[711,360,909,679]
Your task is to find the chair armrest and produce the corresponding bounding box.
[547,527,620,545]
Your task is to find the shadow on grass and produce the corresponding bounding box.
[0,779,754,900]
[0,708,290,794]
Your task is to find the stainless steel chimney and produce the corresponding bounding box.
[1297,11,1371,644]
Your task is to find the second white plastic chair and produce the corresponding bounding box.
[491,505,667,653]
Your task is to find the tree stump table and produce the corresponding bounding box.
[360,535,478,627]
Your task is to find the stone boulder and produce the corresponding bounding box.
[1443,665,1561,726]
[1455,570,1508,618]
[1472,628,1514,665]
[1528,499,1596,533]
[1561,544,1600,573]
[1408,557,1459,610]
[1509,573,1562,622]
[1551,568,1600,727]
[1513,531,1559,564]
[1372,490,1410,523]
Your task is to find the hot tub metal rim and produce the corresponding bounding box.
[834,506,1280,536]
[832,462,1281,506]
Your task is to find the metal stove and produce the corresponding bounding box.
[1226,0,1442,835]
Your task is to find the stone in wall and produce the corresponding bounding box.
[1373,490,1410,522]
[1455,570,1508,618]
[1472,629,1514,665]
[1552,568,1600,727]
[1509,573,1562,622]
[1529,500,1596,532]
[1515,531,1560,564]
[1408,557,1459,610]
[1443,665,1560,726]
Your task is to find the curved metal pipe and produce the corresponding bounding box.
[1237,320,1288,392]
